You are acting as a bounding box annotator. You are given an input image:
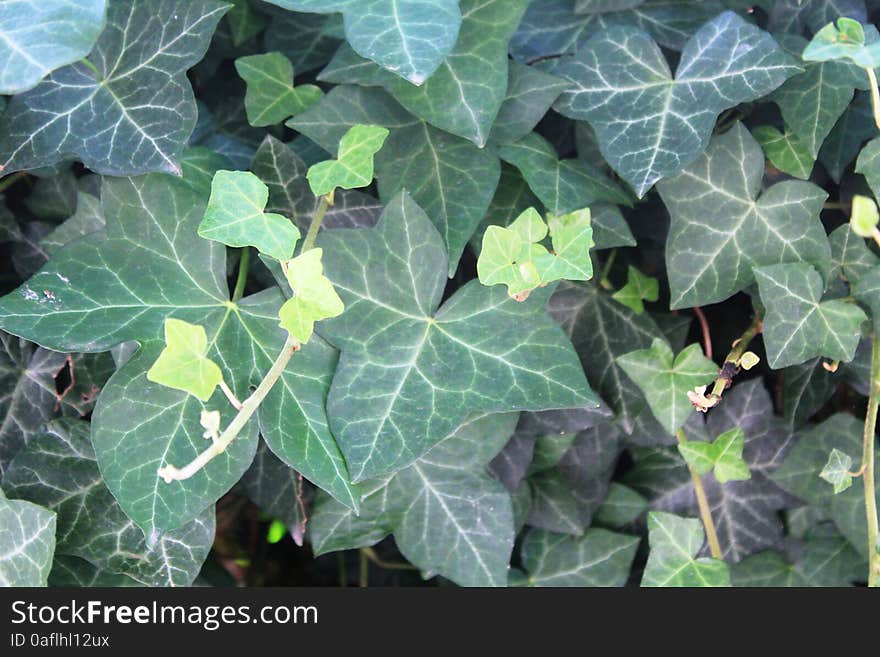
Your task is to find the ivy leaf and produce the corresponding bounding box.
[660,123,831,309]
[306,124,389,196]
[774,413,879,557]
[856,136,880,198]
[829,223,880,285]
[553,11,799,196]
[753,125,815,179]
[0,174,353,536]
[803,17,880,68]
[488,63,570,145]
[199,170,301,261]
[820,91,879,182]
[0,0,106,95]
[819,448,855,493]
[477,208,548,298]
[497,132,632,214]
[49,555,138,587]
[3,419,213,586]
[641,511,731,587]
[278,248,345,343]
[549,282,664,431]
[226,0,267,46]
[290,85,500,276]
[678,427,751,484]
[781,357,842,429]
[770,34,868,159]
[264,9,344,74]
[319,0,528,147]
[310,413,518,587]
[264,0,461,85]
[593,483,648,528]
[755,263,867,369]
[146,319,224,402]
[234,52,323,126]
[0,0,229,176]
[0,491,55,586]
[315,191,596,481]
[612,266,659,314]
[516,528,639,587]
[617,338,717,436]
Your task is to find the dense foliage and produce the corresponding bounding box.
[1,0,880,588]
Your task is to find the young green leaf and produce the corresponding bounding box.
[660,123,830,309]
[850,194,879,237]
[641,511,731,587]
[856,136,880,198]
[477,208,548,299]
[307,124,390,196]
[278,248,344,343]
[678,427,751,484]
[755,263,867,369]
[819,448,855,494]
[146,318,224,402]
[612,266,659,314]
[234,52,323,126]
[617,338,717,436]
[753,125,815,179]
[199,170,301,261]
[316,191,597,481]
[541,209,595,283]
[553,11,800,196]
[803,18,880,68]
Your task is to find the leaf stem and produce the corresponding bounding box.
[708,316,763,399]
[301,193,333,254]
[157,335,301,482]
[599,249,617,289]
[694,306,713,359]
[360,547,418,571]
[0,171,26,193]
[862,335,880,587]
[232,247,251,302]
[218,380,242,410]
[676,428,723,560]
[866,67,880,131]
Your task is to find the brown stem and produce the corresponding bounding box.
[694,307,713,360]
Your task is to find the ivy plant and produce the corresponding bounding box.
[2,0,880,589]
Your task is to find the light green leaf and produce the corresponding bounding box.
[617,338,717,436]
[641,511,731,587]
[0,0,229,176]
[4,419,213,586]
[307,124,389,196]
[290,84,501,277]
[678,427,751,484]
[264,0,461,85]
[753,125,815,179]
[851,194,879,237]
[310,413,518,587]
[820,448,855,493]
[0,174,354,535]
[612,266,659,314]
[477,208,548,298]
[0,0,106,95]
[516,528,639,587]
[146,318,224,402]
[541,209,595,282]
[0,492,55,586]
[755,263,867,369]
[199,170,301,260]
[803,17,880,68]
[855,136,880,199]
[497,132,631,215]
[316,192,596,481]
[278,248,344,343]
[554,11,799,196]
[774,413,879,557]
[660,123,830,309]
[234,52,323,126]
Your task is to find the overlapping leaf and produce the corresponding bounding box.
[4,419,213,586]
[0,174,353,536]
[265,0,461,85]
[641,511,730,586]
[235,52,323,126]
[0,0,229,176]
[660,123,830,309]
[515,528,638,586]
[314,191,595,482]
[0,488,55,586]
[554,11,800,196]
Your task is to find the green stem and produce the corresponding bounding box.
[157,335,301,482]
[709,316,763,398]
[78,57,102,80]
[0,171,26,193]
[866,67,880,131]
[676,428,723,560]
[863,336,880,587]
[300,195,331,253]
[599,249,617,289]
[232,247,251,302]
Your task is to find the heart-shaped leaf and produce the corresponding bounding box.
[678,427,751,484]
[146,318,224,402]
[612,266,659,314]
[235,52,323,126]
[278,248,344,343]
[307,124,389,196]
[641,511,731,587]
